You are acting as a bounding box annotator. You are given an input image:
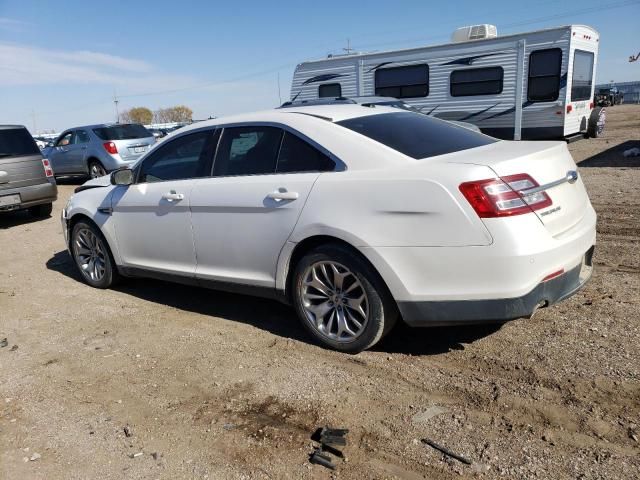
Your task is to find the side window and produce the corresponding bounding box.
[319,83,342,98]
[75,130,90,144]
[375,64,429,98]
[276,132,335,173]
[213,127,283,177]
[139,130,216,183]
[571,50,594,101]
[528,49,562,102]
[56,132,73,147]
[450,67,503,96]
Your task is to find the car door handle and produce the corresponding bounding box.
[267,190,299,201]
[162,191,184,201]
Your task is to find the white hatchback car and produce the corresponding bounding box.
[62,105,596,352]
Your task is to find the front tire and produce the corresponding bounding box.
[28,202,52,218]
[70,220,119,288]
[292,244,398,353]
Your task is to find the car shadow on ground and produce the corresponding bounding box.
[54,176,87,185]
[0,209,49,229]
[579,139,640,167]
[46,250,502,356]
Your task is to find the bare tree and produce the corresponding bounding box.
[153,105,193,124]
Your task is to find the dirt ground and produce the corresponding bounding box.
[1,105,639,480]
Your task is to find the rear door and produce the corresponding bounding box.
[191,127,335,287]
[110,129,216,275]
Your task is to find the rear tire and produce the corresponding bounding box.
[587,106,606,138]
[28,202,52,218]
[70,220,119,288]
[292,243,398,353]
[88,160,107,179]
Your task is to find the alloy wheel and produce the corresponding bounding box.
[299,261,369,343]
[73,228,107,282]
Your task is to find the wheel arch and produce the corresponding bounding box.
[67,212,121,265]
[281,235,400,313]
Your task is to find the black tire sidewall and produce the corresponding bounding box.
[88,160,106,178]
[70,221,116,289]
[588,107,606,138]
[292,244,397,353]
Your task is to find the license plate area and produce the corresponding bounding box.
[130,146,147,154]
[0,193,20,208]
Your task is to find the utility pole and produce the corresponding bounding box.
[113,89,120,123]
[343,38,354,55]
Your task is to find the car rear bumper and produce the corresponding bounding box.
[0,180,57,211]
[398,246,594,326]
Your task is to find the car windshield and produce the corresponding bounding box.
[337,111,496,159]
[0,128,40,157]
[93,124,152,141]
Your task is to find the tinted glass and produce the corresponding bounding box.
[75,130,90,144]
[450,67,503,96]
[213,127,282,176]
[93,124,152,140]
[528,49,562,102]
[337,112,496,159]
[319,83,342,98]
[139,130,215,183]
[276,132,335,173]
[571,50,594,101]
[375,64,429,98]
[0,128,40,156]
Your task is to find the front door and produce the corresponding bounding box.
[48,131,74,174]
[110,129,217,276]
[191,127,336,287]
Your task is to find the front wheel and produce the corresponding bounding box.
[70,221,119,288]
[292,244,398,353]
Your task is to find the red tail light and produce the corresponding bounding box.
[41,158,54,177]
[566,105,573,114]
[459,174,552,218]
[589,102,594,109]
[103,141,118,154]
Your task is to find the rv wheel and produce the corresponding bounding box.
[587,107,606,138]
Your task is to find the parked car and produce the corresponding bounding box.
[0,125,57,217]
[61,105,596,352]
[280,96,482,131]
[43,124,155,179]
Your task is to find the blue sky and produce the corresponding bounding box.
[1,0,639,132]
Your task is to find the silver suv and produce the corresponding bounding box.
[0,125,57,217]
[44,123,155,178]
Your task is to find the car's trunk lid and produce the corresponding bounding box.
[0,154,48,190]
[113,137,155,161]
[446,140,590,237]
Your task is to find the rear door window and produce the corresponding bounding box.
[571,50,594,101]
[276,132,335,173]
[139,130,217,183]
[93,124,152,140]
[213,127,283,176]
[528,48,562,102]
[0,128,40,157]
[337,111,496,159]
[75,130,90,144]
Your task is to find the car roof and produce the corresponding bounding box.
[175,104,399,135]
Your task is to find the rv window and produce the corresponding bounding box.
[450,67,503,96]
[375,64,429,98]
[528,48,562,102]
[337,111,496,160]
[571,50,594,102]
[319,83,342,98]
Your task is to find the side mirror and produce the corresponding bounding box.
[110,168,134,186]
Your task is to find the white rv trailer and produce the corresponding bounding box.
[290,25,602,141]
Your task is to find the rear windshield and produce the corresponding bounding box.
[337,112,496,159]
[93,124,152,141]
[0,128,40,157]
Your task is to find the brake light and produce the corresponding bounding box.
[103,141,118,154]
[41,158,54,177]
[566,105,573,114]
[459,173,552,218]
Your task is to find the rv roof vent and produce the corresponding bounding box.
[452,25,498,42]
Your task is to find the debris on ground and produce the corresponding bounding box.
[10,345,18,351]
[29,452,41,461]
[309,427,349,470]
[123,425,133,437]
[422,438,472,465]
[0,338,8,348]
[128,452,143,459]
[411,405,448,424]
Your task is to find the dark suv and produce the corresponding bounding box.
[0,125,57,217]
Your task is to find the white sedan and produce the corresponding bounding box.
[61,105,596,352]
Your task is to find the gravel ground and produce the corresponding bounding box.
[1,105,639,479]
